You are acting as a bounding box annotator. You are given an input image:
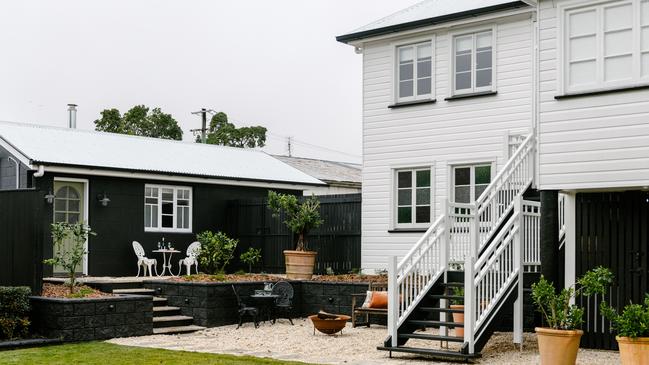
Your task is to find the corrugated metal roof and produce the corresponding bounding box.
[337,0,525,43]
[0,121,323,186]
[274,155,361,186]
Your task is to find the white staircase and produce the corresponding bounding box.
[383,133,539,358]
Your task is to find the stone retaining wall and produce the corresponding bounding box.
[30,295,153,342]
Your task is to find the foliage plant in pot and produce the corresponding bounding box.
[267,191,323,280]
[531,266,613,365]
[601,294,649,364]
[450,286,464,338]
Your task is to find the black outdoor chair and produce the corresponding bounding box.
[232,285,259,329]
[271,281,294,325]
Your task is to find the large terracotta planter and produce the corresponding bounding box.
[284,250,317,280]
[450,304,464,338]
[535,327,583,365]
[309,314,350,335]
[617,336,649,365]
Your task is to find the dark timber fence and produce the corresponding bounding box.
[575,191,649,350]
[226,194,361,274]
[0,189,44,294]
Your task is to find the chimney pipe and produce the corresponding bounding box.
[67,104,77,129]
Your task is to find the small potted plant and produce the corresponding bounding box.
[450,286,464,337]
[267,191,323,280]
[531,266,613,365]
[601,294,649,364]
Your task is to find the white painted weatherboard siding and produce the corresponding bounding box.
[360,14,534,271]
[538,0,649,190]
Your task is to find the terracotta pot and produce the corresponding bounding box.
[309,314,351,335]
[284,250,317,280]
[535,327,583,365]
[617,336,649,365]
[450,304,464,338]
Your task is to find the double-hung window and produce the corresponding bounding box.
[144,185,192,232]
[452,30,494,95]
[452,164,492,203]
[396,41,433,102]
[563,0,649,93]
[395,168,432,228]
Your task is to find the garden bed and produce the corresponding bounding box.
[173,273,387,284]
[40,283,114,299]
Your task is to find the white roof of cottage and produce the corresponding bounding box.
[273,155,361,186]
[337,0,524,43]
[0,121,323,186]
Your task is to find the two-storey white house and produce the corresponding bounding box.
[338,0,649,358]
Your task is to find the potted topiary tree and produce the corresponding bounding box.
[267,191,323,280]
[531,266,613,365]
[601,294,649,364]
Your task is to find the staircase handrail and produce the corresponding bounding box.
[397,214,445,274]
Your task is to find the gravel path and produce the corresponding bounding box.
[109,319,620,364]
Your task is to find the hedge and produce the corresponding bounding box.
[0,286,31,340]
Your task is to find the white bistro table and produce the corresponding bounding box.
[152,249,181,277]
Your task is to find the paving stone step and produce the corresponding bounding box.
[153,315,194,328]
[377,346,479,361]
[112,288,156,295]
[153,306,181,316]
[153,325,205,335]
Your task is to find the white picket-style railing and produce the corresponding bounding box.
[387,133,537,352]
[522,200,541,272]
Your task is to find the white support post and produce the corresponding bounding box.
[564,193,576,305]
[513,196,524,346]
[464,207,477,353]
[388,255,399,347]
[440,201,450,339]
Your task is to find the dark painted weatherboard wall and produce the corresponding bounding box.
[34,172,300,277]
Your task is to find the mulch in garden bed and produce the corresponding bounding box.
[174,273,387,284]
[40,283,114,299]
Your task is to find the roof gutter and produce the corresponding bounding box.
[336,1,528,44]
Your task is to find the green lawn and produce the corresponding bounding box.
[0,341,316,365]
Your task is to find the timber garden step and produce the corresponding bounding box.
[377,346,479,361]
[153,315,194,328]
[427,294,463,301]
[406,319,464,328]
[397,333,464,342]
[418,306,464,313]
[153,325,206,335]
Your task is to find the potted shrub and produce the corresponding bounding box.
[450,286,464,337]
[531,266,613,365]
[601,294,649,365]
[267,191,323,280]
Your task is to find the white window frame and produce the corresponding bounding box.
[559,0,649,94]
[392,166,434,229]
[449,163,495,203]
[144,184,193,233]
[449,26,497,96]
[393,36,435,103]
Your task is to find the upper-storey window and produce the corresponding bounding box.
[452,30,494,95]
[396,41,433,102]
[563,0,649,93]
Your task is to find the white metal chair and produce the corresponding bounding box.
[132,241,157,277]
[178,241,201,276]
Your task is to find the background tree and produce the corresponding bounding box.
[94,105,183,140]
[201,112,267,148]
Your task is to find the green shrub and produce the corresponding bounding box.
[451,286,464,306]
[531,266,613,330]
[44,222,96,294]
[196,231,238,274]
[601,294,649,338]
[240,247,262,273]
[0,286,31,340]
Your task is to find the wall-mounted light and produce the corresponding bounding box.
[44,191,55,204]
[97,192,111,207]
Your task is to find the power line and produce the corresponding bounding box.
[267,132,360,159]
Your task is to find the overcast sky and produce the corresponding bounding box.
[0,0,419,163]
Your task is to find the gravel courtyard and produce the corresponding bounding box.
[109,319,620,365]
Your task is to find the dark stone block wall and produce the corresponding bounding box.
[30,295,153,341]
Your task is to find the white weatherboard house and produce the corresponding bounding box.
[338,0,649,358]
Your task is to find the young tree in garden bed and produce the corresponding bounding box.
[43,222,96,294]
[196,231,238,274]
[240,248,262,274]
[267,191,323,251]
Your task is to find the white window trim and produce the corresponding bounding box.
[144,184,193,233]
[392,35,436,103]
[448,25,497,97]
[558,0,649,95]
[391,166,435,229]
[448,162,496,203]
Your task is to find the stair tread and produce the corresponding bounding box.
[377,346,479,359]
[428,294,463,300]
[153,315,193,322]
[153,297,167,302]
[442,282,464,287]
[406,319,464,327]
[113,288,155,294]
[398,333,464,342]
[153,306,180,312]
[418,307,464,313]
[153,325,205,335]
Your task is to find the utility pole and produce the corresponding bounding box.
[190,108,208,143]
[287,136,293,157]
